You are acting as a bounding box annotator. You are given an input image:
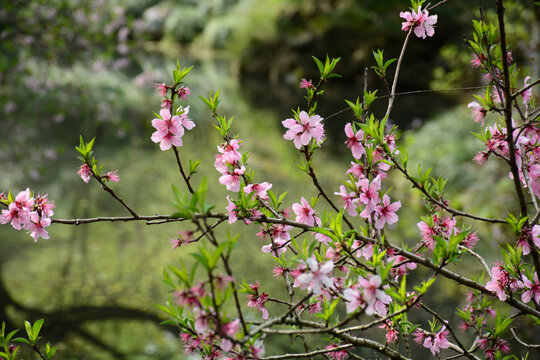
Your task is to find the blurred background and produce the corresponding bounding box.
[0,0,538,359]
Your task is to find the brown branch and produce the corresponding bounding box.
[172,145,195,194]
[90,169,138,218]
[496,0,540,277]
[385,28,413,121]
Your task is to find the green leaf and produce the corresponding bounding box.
[30,319,44,343]
[312,56,324,75]
[24,320,33,340]
[13,337,32,345]
[311,227,338,241]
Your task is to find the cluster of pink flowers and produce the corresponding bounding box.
[335,124,402,229]
[485,264,522,301]
[174,276,266,360]
[282,111,325,149]
[416,214,479,251]
[78,164,119,184]
[335,174,401,230]
[151,107,195,151]
[0,189,54,241]
[246,282,270,320]
[476,336,510,359]
[342,275,392,316]
[154,82,191,107]
[257,223,292,256]
[324,343,349,360]
[400,6,438,39]
[215,139,245,192]
[485,263,540,305]
[413,327,451,355]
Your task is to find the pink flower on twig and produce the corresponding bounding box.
[400,7,438,39]
[282,111,325,149]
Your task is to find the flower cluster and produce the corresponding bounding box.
[0,189,54,241]
[416,214,479,251]
[215,139,245,192]
[173,277,265,360]
[246,282,270,319]
[413,327,451,355]
[151,107,195,151]
[334,123,402,230]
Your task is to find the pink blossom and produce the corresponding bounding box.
[243,182,272,200]
[530,165,540,199]
[423,326,450,355]
[219,166,245,192]
[346,162,366,179]
[388,255,417,279]
[0,189,34,230]
[282,111,325,149]
[334,185,358,216]
[25,212,51,241]
[467,101,487,125]
[161,99,172,109]
[102,170,120,182]
[222,319,240,337]
[358,275,392,315]
[78,164,92,183]
[325,343,348,360]
[177,106,195,130]
[315,232,331,245]
[170,230,195,248]
[400,7,437,39]
[357,176,381,218]
[154,82,168,97]
[373,194,401,229]
[522,272,540,304]
[379,323,398,343]
[177,86,191,100]
[300,78,314,89]
[247,290,269,319]
[473,151,490,165]
[273,266,285,277]
[417,220,436,250]
[413,329,426,344]
[1,203,29,230]
[461,231,479,249]
[344,123,365,159]
[292,197,320,226]
[215,140,242,179]
[485,265,509,301]
[532,225,540,249]
[226,195,238,224]
[295,257,334,294]
[523,76,532,105]
[151,108,185,151]
[470,53,486,68]
[492,87,504,105]
[343,286,364,313]
[35,193,55,218]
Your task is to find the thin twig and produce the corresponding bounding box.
[510,327,540,348]
[260,344,353,360]
[385,28,413,121]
